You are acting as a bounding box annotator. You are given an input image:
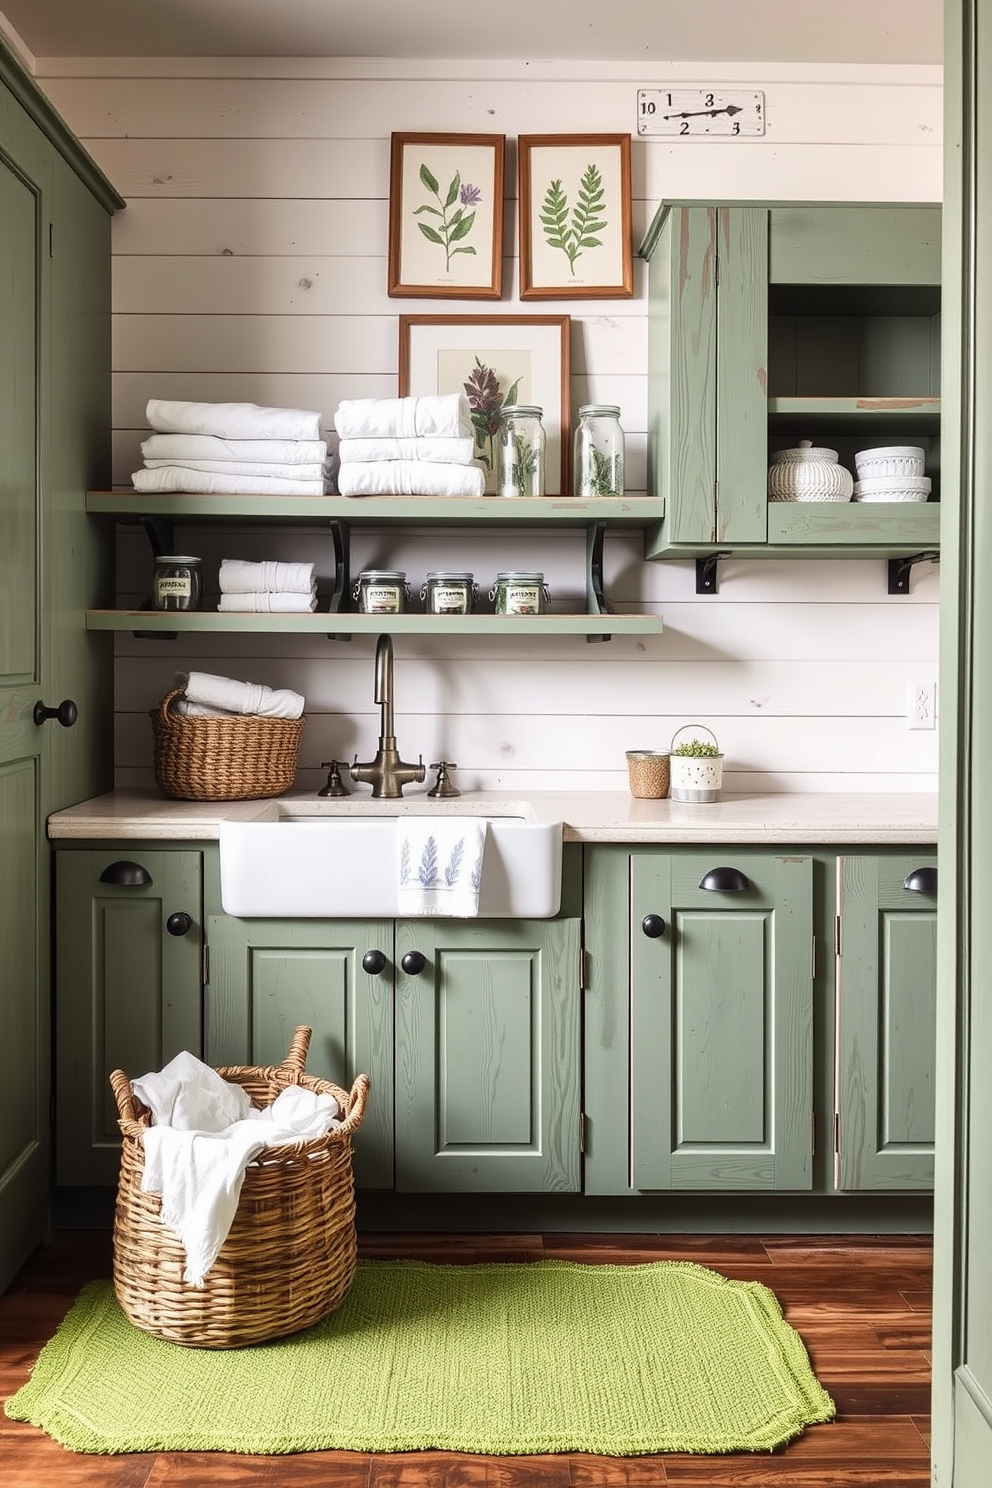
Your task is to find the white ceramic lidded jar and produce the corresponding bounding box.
[767,441,854,503]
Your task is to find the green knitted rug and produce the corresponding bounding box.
[6,1260,834,1457]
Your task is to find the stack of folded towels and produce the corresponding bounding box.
[132,399,331,495]
[334,392,486,498]
[173,670,305,720]
[217,558,317,613]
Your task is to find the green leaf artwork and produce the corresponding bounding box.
[462,358,522,474]
[539,162,608,276]
[413,164,481,271]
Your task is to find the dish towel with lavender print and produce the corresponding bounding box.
[396,817,487,917]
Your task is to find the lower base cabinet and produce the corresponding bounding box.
[206,912,582,1194]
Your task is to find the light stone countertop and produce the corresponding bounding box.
[46,788,938,844]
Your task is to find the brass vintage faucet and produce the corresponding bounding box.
[349,634,425,798]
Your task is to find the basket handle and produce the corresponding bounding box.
[159,686,186,719]
[670,723,720,753]
[338,1072,370,1136]
[280,1025,313,1082]
[109,1067,150,1133]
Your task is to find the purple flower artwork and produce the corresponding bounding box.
[413,166,481,270]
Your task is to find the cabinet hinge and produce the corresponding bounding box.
[833,1112,840,1157]
[811,1110,815,1156]
[579,945,587,991]
[810,933,816,982]
[202,943,210,986]
[579,1112,587,1155]
[49,221,54,258]
[834,914,842,959]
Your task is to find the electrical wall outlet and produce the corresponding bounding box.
[907,680,937,730]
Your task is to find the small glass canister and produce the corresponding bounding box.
[573,404,625,497]
[489,571,550,616]
[353,569,409,614]
[152,555,202,611]
[496,404,546,498]
[420,571,477,615]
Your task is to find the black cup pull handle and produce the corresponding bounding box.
[362,949,387,975]
[699,867,751,892]
[33,698,78,728]
[166,912,193,937]
[400,950,427,976]
[903,866,938,894]
[641,914,667,939]
[98,860,153,887]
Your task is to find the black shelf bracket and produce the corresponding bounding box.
[584,520,612,644]
[325,518,353,641]
[132,516,179,638]
[887,551,939,596]
[695,551,732,595]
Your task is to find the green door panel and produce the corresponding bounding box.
[835,854,936,1189]
[769,205,941,285]
[715,206,770,543]
[394,918,581,1193]
[630,851,813,1191]
[55,849,203,1186]
[206,915,394,1189]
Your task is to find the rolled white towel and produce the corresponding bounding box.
[219,559,316,594]
[338,435,478,466]
[132,466,326,496]
[141,434,328,464]
[337,459,486,499]
[143,458,328,481]
[334,393,471,441]
[217,591,317,614]
[146,399,323,442]
[179,670,305,719]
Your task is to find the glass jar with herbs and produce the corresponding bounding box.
[496,405,546,498]
[573,404,624,497]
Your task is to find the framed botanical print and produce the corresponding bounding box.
[518,133,633,300]
[388,132,505,299]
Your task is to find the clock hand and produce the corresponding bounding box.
[663,104,744,120]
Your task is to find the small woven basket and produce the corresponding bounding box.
[109,1027,368,1349]
[150,686,305,800]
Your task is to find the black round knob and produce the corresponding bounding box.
[641,914,667,938]
[33,698,78,728]
[362,949,387,975]
[400,950,427,975]
[166,912,193,937]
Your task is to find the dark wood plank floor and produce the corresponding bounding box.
[0,1230,932,1487]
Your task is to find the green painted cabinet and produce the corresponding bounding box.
[55,848,203,1185]
[206,912,581,1194]
[641,200,941,560]
[834,853,937,1190]
[584,847,814,1194]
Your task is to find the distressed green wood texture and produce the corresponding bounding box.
[769,206,941,286]
[86,493,665,527]
[205,915,394,1189]
[85,610,664,639]
[581,846,636,1196]
[835,855,936,1191]
[394,918,581,1193]
[629,851,813,1191]
[55,849,203,1186]
[715,207,770,544]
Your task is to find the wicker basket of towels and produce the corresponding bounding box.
[109,1026,369,1348]
[150,686,305,800]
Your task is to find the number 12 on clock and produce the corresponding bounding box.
[636,89,765,137]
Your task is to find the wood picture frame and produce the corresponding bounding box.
[388,132,505,299]
[518,133,633,300]
[398,314,571,494]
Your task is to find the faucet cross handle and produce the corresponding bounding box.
[428,760,460,798]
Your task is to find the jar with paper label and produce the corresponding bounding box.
[420,572,477,615]
[353,569,409,614]
[573,404,624,497]
[496,405,546,498]
[152,555,202,611]
[489,571,550,616]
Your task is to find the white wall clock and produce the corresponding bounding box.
[636,89,765,137]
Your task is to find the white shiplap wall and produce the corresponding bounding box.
[37,56,943,794]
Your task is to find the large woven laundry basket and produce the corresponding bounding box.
[109,1026,368,1348]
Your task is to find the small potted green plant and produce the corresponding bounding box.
[669,726,723,802]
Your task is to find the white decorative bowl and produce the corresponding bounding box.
[767,441,854,503]
[855,445,926,480]
[853,474,932,503]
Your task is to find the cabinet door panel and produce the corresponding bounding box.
[715,206,769,543]
[631,852,813,1191]
[395,919,580,1193]
[835,855,936,1189]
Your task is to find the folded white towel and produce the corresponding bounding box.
[397,817,488,918]
[135,1054,343,1287]
[143,458,328,481]
[217,591,316,613]
[338,435,478,466]
[334,393,471,441]
[141,434,328,464]
[219,559,316,594]
[338,459,486,499]
[146,399,323,442]
[132,466,326,496]
[180,670,305,718]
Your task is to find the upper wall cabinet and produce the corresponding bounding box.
[639,201,941,567]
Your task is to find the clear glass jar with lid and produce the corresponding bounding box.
[489,571,550,615]
[573,404,624,497]
[496,404,546,498]
[420,572,477,615]
[152,555,202,611]
[353,569,409,613]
